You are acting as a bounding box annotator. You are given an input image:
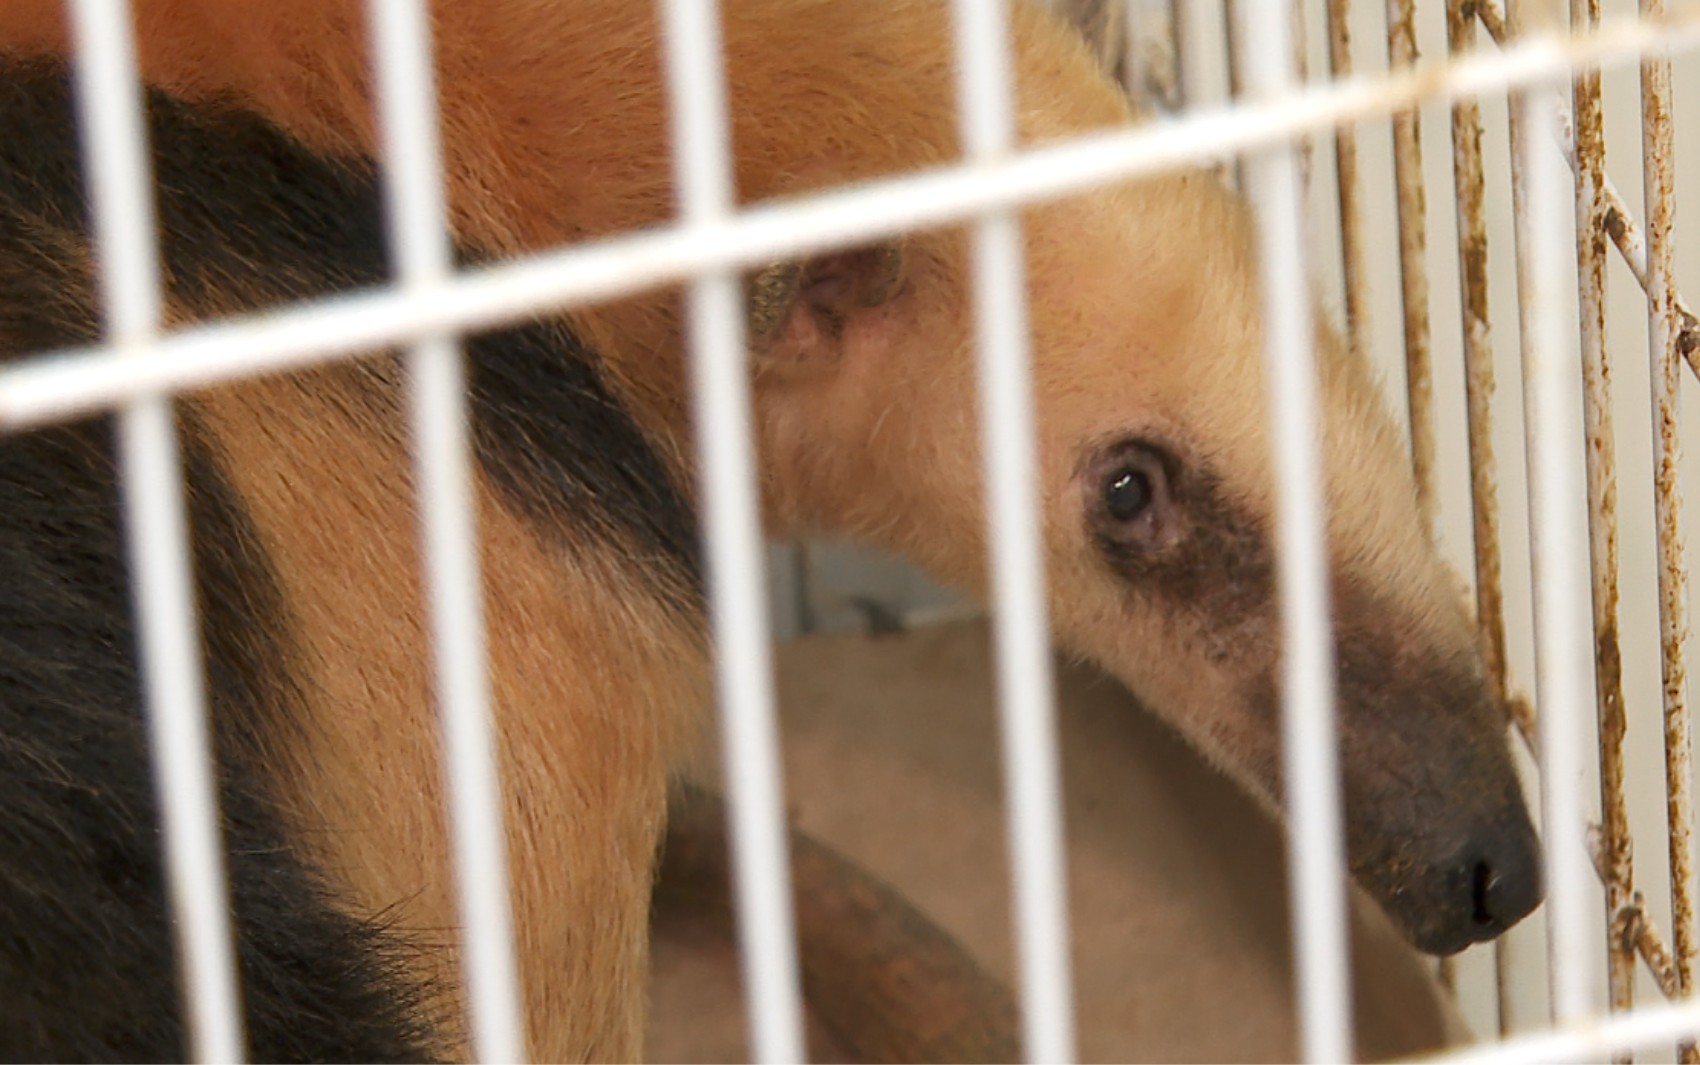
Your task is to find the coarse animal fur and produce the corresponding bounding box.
[0,0,1541,1059]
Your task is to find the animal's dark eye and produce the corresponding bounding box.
[1104,467,1152,523]
[1083,439,1179,556]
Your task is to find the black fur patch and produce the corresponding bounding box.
[467,322,702,599]
[0,60,447,1060]
[0,416,444,1062]
[0,56,699,1058]
[0,57,702,605]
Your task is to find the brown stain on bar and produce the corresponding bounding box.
[1570,0,1637,1038]
[1326,0,1370,369]
[1386,0,1435,535]
[1444,0,1509,1026]
[1635,7,1698,1056]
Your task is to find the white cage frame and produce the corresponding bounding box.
[3,0,1699,1062]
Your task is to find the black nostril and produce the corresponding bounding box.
[1465,837,1544,943]
[1472,861,1499,927]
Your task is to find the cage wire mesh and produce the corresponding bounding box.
[2,0,1699,1061]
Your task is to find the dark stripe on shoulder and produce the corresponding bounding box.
[0,424,442,1059]
[466,322,703,603]
[0,56,702,606]
[1,55,701,1050]
[1,60,443,1060]
[2,419,446,1063]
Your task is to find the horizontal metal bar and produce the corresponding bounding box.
[1421,998,1700,1065]
[3,8,1695,431]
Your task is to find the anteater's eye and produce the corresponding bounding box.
[1084,439,1179,555]
[1104,467,1152,522]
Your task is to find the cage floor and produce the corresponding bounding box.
[647,617,1467,1063]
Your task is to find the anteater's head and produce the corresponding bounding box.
[736,0,1541,957]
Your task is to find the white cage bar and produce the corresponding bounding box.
[1234,1,1354,1059]
[950,1,1078,1059]
[64,1,245,1060]
[5,1,1700,1063]
[363,0,527,1059]
[659,0,808,1061]
[1504,0,1595,1024]
[4,7,1693,433]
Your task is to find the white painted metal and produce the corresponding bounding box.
[24,1,1700,1061]
[658,1,806,1061]
[5,10,1691,430]
[363,1,526,1059]
[64,3,245,1061]
[949,1,1078,1060]
[1231,1,1352,1060]
[1426,996,1700,1065]
[1506,21,1597,1029]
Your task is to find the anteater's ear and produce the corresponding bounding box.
[746,241,906,375]
[1054,0,1127,78]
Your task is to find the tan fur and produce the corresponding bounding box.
[189,363,704,1061]
[3,0,1524,1055]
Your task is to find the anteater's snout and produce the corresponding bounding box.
[1333,627,1547,955]
[1404,818,1545,956]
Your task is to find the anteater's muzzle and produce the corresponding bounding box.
[1329,599,1546,956]
[1373,803,1544,956]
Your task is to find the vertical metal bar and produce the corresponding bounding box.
[1221,0,1247,192]
[1162,0,1187,109]
[1638,5,1698,1059]
[1162,0,1189,107]
[1121,0,1184,113]
[1492,879,1519,1032]
[950,4,1077,1062]
[1232,2,1352,1059]
[1568,0,1636,1049]
[363,2,526,1060]
[1236,0,1314,204]
[1472,0,1700,391]
[1324,0,1370,367]
[1443,1,1498,659]
[658,1,805,1061]
[1291,0,1314,200]
[1119,0,1142,99]
[1505,0,1595,1027]
[1385,0,1437,536]
[65,3,246,1061]
[1174,0,1216,113]
[1223,0,1244,100]
[1445,0,1515,1030]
